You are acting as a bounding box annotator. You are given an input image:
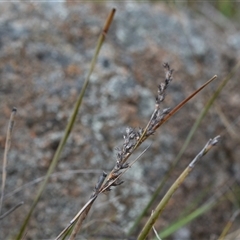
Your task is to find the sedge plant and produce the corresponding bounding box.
[2,6,237,240]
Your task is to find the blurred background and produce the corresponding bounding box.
[0,1,240,239]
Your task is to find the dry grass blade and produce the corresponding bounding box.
[215,103,240,141]
[4,169,101,200]
[69,202,93,240]
[0,107,17,214]
[55,196,97,240]
[153,226,161,240]
[222,229,240,240]
[151,75,217,132]
[56,146,150,240]
[16,8,116,240]
[218,209,240,240]
[0,202,24,220]
[137,136,220,240]
[151,211,162,240]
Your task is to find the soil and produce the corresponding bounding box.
[0,2,240,240]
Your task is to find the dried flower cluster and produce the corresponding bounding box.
[156,63,173,106]
[97,63,174,193]
[116,127,143,169]
[146,63,173,136]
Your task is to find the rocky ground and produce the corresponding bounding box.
[0,2,240,240]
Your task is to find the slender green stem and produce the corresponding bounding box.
[16,8,116,240]
[137,137,219,240]
[158,198,217,239]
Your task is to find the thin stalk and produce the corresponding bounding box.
[151,210,162,240]
[56,146,150,240]
[0,201,23,220]
[16,8,116,240]
[69,202,93,240]
[0,107,17,214]
[137,136,220,240]
[4,169,102,199]
[218,209,240,240]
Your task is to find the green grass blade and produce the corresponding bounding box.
[137,137,219,240]
[157,181,236,239]
[16,8,116,240]
[158,197,218,239]
[137,167,192,240]
[177,184,212,219]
